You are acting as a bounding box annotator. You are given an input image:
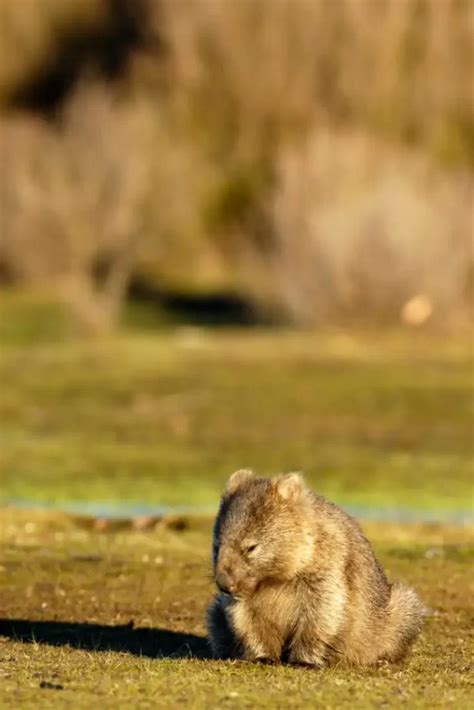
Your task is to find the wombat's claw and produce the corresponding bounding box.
[289,660,324,669]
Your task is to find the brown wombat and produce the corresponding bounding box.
[207,470,426,667]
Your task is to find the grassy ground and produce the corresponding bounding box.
[0,297,473,706]
[0,508,473,709]
[0,314,472,514]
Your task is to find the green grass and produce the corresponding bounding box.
[0,509,473,708]
[1,297,472,707]
[0,320,472,514]
[0,291,73,346]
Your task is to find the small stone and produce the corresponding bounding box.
[94,518,109,532]
[40,681,64,690]
[133,515,161,531]
[161,515,188,531]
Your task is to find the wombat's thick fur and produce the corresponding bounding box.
[207,470,426,667]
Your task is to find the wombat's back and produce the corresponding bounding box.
[306,491,425,664]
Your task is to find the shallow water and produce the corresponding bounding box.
[3,498,473,524]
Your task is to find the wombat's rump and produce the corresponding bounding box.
[207,470,425,667]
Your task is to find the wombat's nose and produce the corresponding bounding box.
[216,570,232,594]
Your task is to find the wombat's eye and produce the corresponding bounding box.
[244,543,258,554]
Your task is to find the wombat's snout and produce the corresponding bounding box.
[216,569,232,594]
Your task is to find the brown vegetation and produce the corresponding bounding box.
[0,0,472,330]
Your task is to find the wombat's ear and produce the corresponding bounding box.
[274,472,304,501]
[225,469,254,495]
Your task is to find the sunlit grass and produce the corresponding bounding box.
[0,509,472,709]
[0,317,472,515]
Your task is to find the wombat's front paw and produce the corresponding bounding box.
[288,650,326,669]
[289,659,324,669]
[243,647,281,664]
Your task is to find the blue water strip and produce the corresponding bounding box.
[2,498,473,525]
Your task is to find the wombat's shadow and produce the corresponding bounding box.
[0,618,211,659]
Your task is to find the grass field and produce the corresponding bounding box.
[0,300,473,707]
[0,508,473,708]
[0,320,472,515]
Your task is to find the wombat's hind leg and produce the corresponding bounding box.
[379,582,426,662]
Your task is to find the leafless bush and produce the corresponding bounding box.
[0,0,103,103]
[258,129,473,327]
[1,85,152,332]
[154,0,473,166]
[0,0,472,330]
[0,79,224,331]
[151,0,473,327]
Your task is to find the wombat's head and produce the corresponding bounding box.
[212,470,314,598]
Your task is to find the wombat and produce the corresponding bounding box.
[207,470,426,667]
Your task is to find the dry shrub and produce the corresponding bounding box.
[153,0,473,167]
[0,0,104,102]
[0,81,223,331]
[157,0,321,152]
[0,0,472,330]
[1,85,153,332]
[254,129,473,327]
[149,0,473,327]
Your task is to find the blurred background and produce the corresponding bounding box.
[0,0,472,520]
